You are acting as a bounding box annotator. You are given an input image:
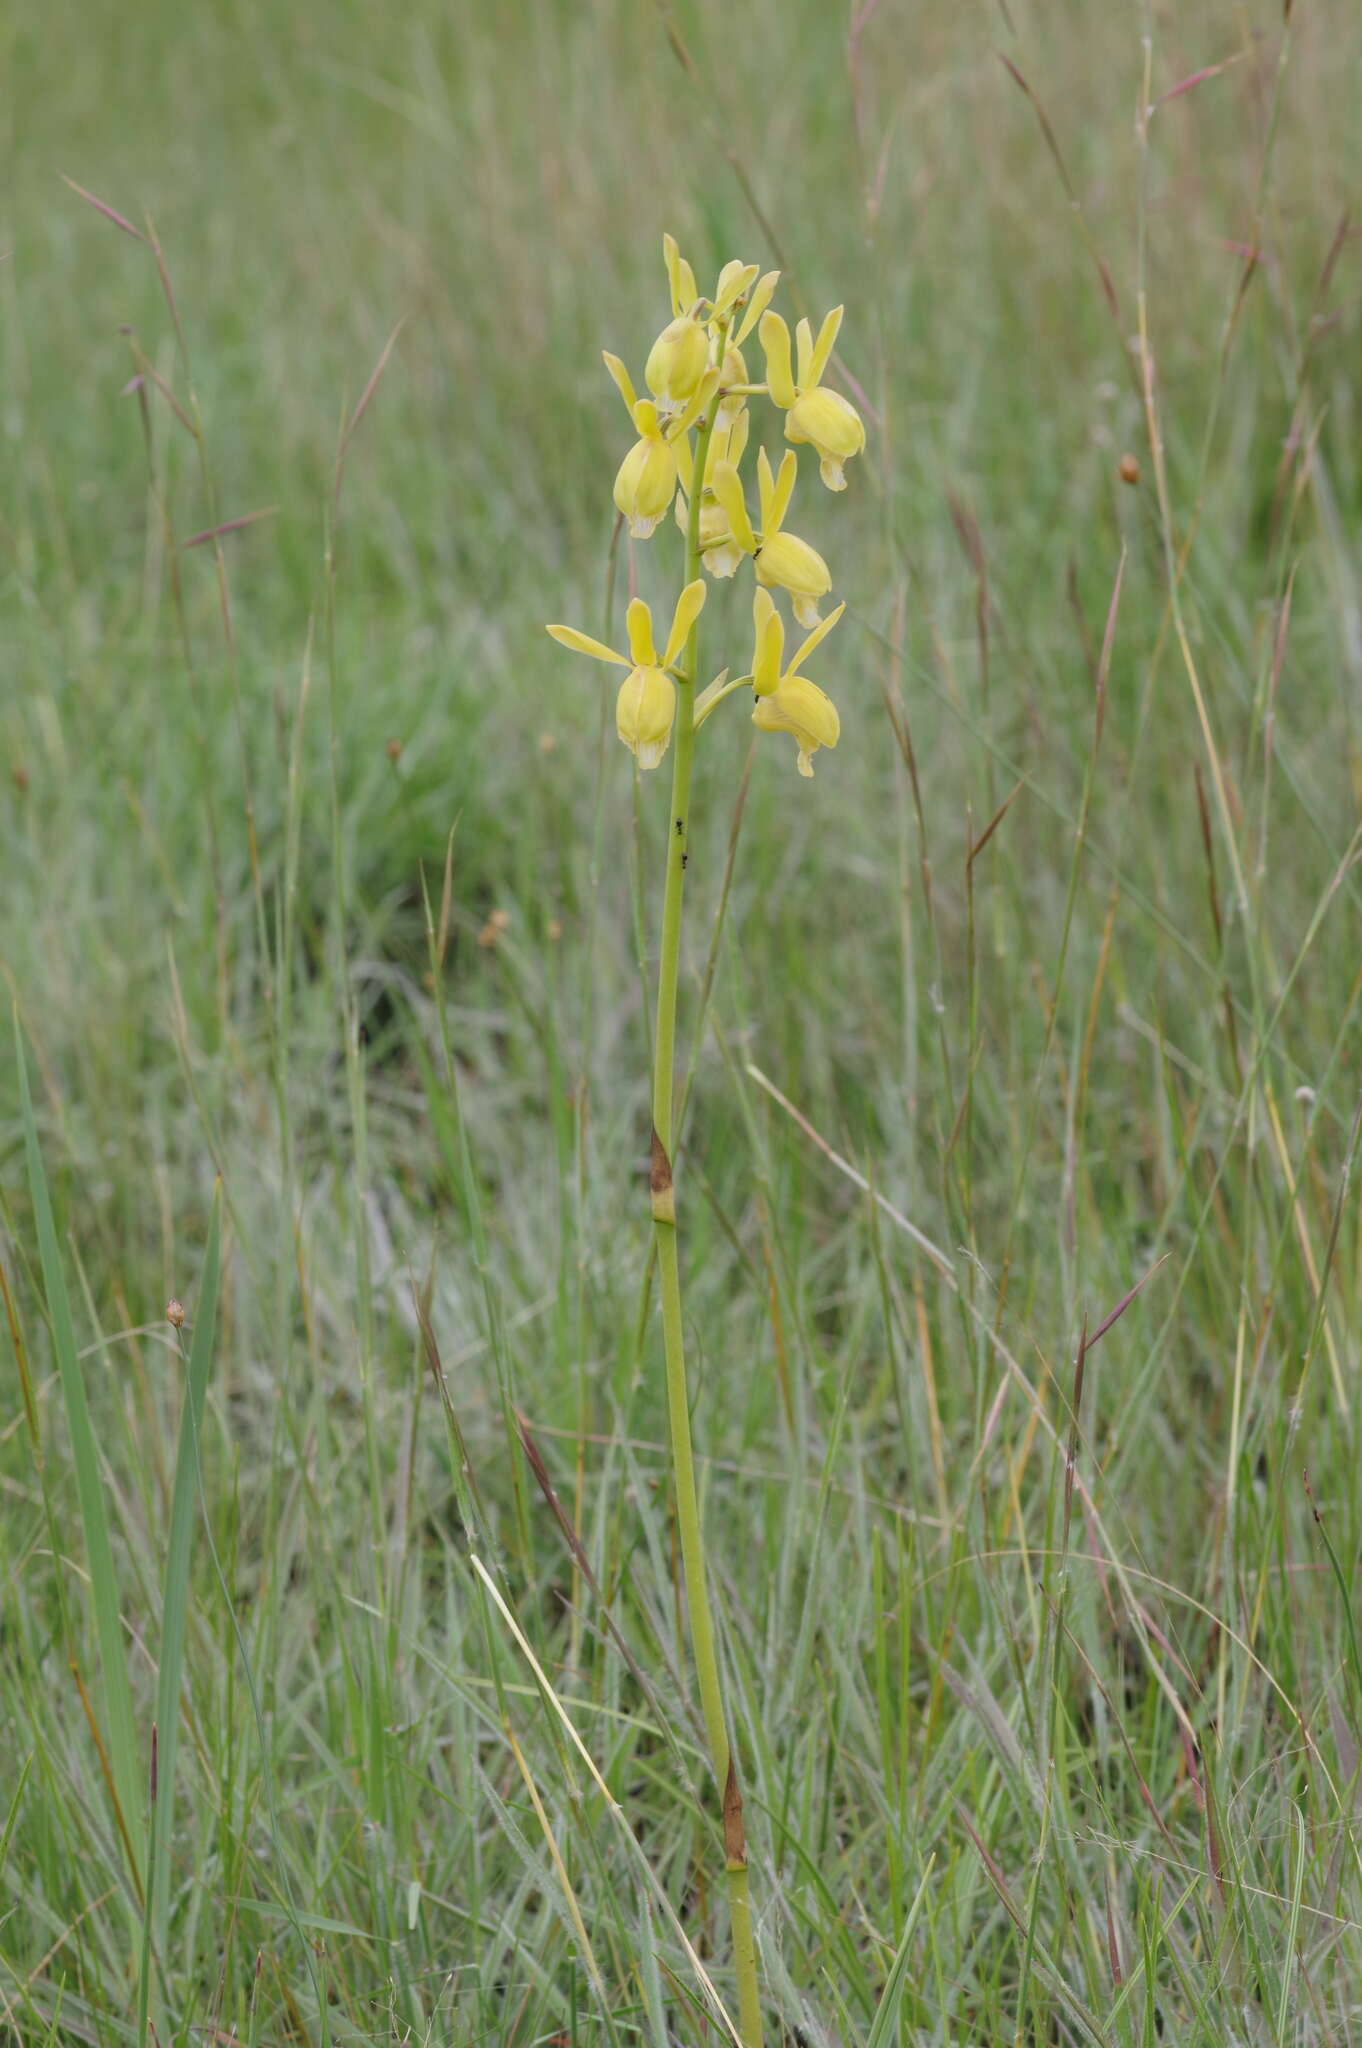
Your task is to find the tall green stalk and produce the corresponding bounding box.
[648,335,764,2048]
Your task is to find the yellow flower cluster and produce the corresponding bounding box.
[547,233,864,779]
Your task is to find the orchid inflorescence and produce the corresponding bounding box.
[548,233,864,780]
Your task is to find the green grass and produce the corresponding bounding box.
[4,0,1362,2040]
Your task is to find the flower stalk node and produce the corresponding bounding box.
[723,1758,748,1870]
[649,1124,676,1224]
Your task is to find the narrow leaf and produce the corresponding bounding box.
[16,1014,145,1883]
[146,1189,222,2006]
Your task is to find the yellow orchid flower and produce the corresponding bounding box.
[674,413,751,579]
[648,238,778,415]
[709,447,832,627]
[612,403,679,538]
[546,581,707,771]
[646,315,711,414]
[645,244,759,416]
[748,586,843,776]
[759,306,866,491]
[603,352,719,540]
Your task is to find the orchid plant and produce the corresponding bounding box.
[546,234,864,2047]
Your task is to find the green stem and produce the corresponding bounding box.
[650,338,765,2048]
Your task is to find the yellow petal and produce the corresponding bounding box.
[755,531,831,607]
[710,461,757,556]
[808,305,844,387]
[716,340,749,425]
[785,386,866,489]
[663,231,682,312]
[693,667,736,728]
[613,435,678,535]
[663,579,707,668]
[626,597,658,668]
[645,316,710,411]
[756,446,775,534]
[669,366,720,440]
[712,259,758,319]
[751,586,785,698]
[602,351,637,415]
[697,498,743,576]
[759,311,796,410]
[701,535,745,579]
[663,232,696,318]
[616,665,676,769]
[794,317,814,392]
[547,623,629,667]
[735,270,780,346]
[787,601,846,677]
[710,413,750,476]
[767,448,798,533]
[752,674,840,775]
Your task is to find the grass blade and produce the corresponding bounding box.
[139,1185,223,2042]
[15,1012,145,1886]
[864,1856,935,2048]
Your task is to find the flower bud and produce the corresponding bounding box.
[616,665,677,770]
[645,316,710,413]
[785,386,865,491]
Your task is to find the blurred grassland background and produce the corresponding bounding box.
[4,0,1362,2042]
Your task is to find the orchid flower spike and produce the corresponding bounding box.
[547,582,707,771]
